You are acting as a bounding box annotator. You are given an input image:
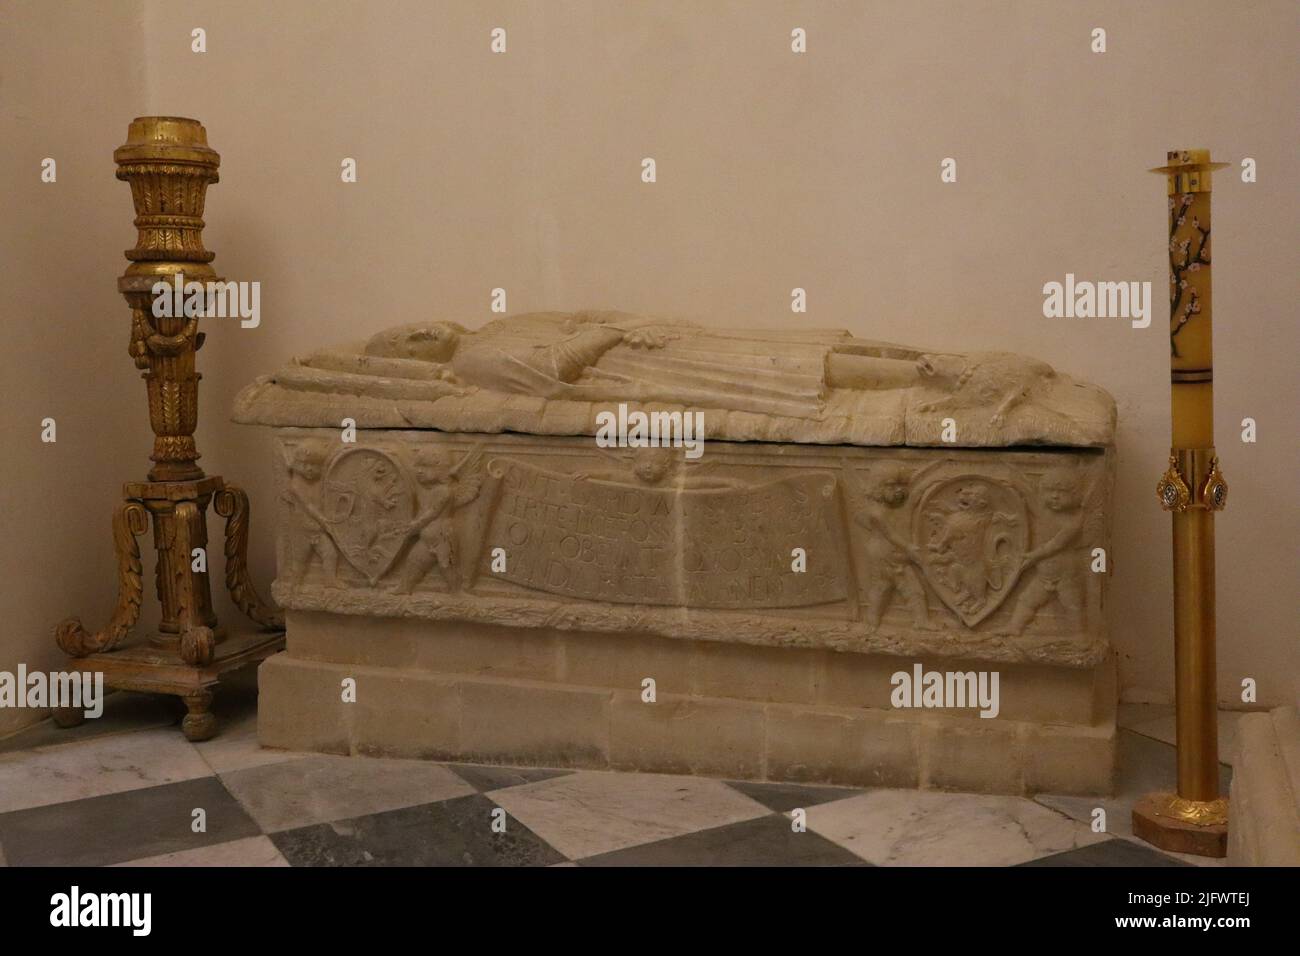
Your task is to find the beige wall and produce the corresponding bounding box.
[3,0,1297,736]
[0,0,149,736]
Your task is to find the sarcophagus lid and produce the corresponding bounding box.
[234,311,1115,448]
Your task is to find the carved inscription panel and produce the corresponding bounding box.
[487,460,846,608]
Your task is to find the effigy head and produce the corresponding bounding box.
[365,321,467,362]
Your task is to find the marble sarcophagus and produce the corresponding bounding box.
[235,312,1119,795]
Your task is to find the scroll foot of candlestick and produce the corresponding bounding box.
[215,483,285,631]
[1132,792,1228,858]
[54,500,150,657]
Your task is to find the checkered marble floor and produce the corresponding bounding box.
[0,676,1230,867]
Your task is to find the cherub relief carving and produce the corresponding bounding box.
[393,447,486,594]
[854,467,930,631]
[1008,466,1089,635]
[282,444,341,587]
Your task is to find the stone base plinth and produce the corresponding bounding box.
[258,611,1116,795]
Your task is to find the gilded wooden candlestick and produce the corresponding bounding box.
[52,117,284,741]
[1133,148,1231,857]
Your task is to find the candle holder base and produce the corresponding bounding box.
[53,474,284,741]
[52,625,285,742]
[1132,791,1229,858]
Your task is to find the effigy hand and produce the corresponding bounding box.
[623,327,679,350]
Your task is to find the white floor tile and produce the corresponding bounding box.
[489,770,769,860]
[114,835,290,867]
[0,728,211,813]
[193,712,310,774]
[807,788,1106,866]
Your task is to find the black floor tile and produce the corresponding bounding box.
[580,814,870,867]
[270,794,565,866]
[0,777,261,866]
[1019,838,1190,867]
[447,763,573,793]
[724,779,861,813]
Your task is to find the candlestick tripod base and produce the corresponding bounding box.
[53,475,284,741]
[1132,792,1229,858]
[50,625,284,742]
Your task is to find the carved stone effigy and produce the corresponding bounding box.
[235,312,1119,794]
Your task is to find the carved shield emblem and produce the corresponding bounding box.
[322,448,416,585]
[912,476,1028,627]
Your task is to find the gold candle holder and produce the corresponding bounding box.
[52,117,284,741]
[1133,149,1231,857]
